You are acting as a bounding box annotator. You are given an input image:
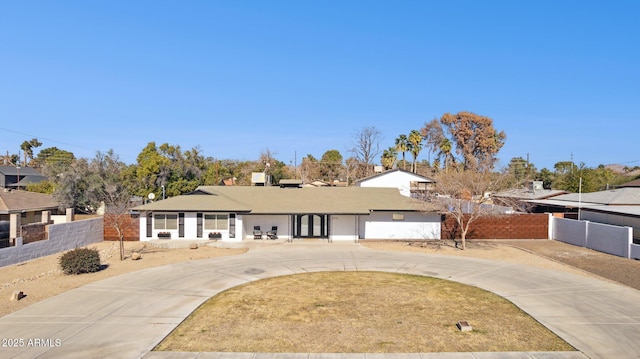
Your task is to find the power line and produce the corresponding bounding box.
[0,127,99,153]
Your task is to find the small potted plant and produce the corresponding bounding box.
[158,232,171,239]
[208,232,222,240]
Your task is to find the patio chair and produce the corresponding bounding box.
[266,226,278,240]
[253,226,262,240]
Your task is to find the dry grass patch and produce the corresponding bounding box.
[156,271,573,353]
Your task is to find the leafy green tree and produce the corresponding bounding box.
[552,161,609,193]
[36,147,75,176]
[203,160,232,185]
[588,165,619,191]
[53,158,92,212]
[535,168,555,189]
[552,161,579,192]
[320,150,344,182]
[135,142,171,198]
[26,180,55,194]
[547,162,628,193]
[1,153,20,166]
[20,138,42,166]
[508,157,528,182]
[53,150,128,214]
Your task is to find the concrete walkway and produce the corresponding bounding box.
[1,241,639,358]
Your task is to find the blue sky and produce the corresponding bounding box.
[1,1,638,171]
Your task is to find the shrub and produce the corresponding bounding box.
[59,247,101,275]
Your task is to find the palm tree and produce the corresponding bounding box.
[381,147,397,170]
[438,138,454,172]
[408,130,423,173]
[395,135,408,171]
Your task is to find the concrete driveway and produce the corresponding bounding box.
[1,241,639,358]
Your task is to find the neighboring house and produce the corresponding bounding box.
[0,189,61,224]
[0,189,62,247]
[133,184,442,242]
[355,169,436,199]
[617,178,640,188]
[0,166,47,189]
[492,181,568,212]
[527,187,640,242]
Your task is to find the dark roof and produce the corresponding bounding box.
[0,190,60,214]
[134,186,441,214]
[0,166,47,188]
[0,166,44,176]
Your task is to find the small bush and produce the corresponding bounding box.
[59,247,101,275]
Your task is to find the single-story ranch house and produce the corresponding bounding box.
[133,184,442,242]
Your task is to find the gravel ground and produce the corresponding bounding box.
[499,239,640,290]
[366,239,640,291]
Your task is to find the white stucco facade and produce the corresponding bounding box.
[356,169,434,197]
[138,211,441,242]
[359,212,441,240]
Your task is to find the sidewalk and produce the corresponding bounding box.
[1,241,638,358]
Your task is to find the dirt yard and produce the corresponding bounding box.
[0,241,246,318]
[363,239,640,290]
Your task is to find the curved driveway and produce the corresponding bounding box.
[1,241,639,358]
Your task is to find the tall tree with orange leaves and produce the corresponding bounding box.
[439,111,506,172]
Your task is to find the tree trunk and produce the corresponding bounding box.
[119,234,125,261]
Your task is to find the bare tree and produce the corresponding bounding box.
[350,126,382,178]
[300,154,320,184]
[435,170,510,250]
[103,184,134,260]
[421,118,444,165]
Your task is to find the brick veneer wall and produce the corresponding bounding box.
[104,214,140,241]
[441,213,549,240]
[21,222,47,244]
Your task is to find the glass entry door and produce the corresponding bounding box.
[294,214,328,238]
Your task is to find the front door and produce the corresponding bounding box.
[294,214,328,238]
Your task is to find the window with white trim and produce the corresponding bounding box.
[204,214,228,230]
[154,213,178,230]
